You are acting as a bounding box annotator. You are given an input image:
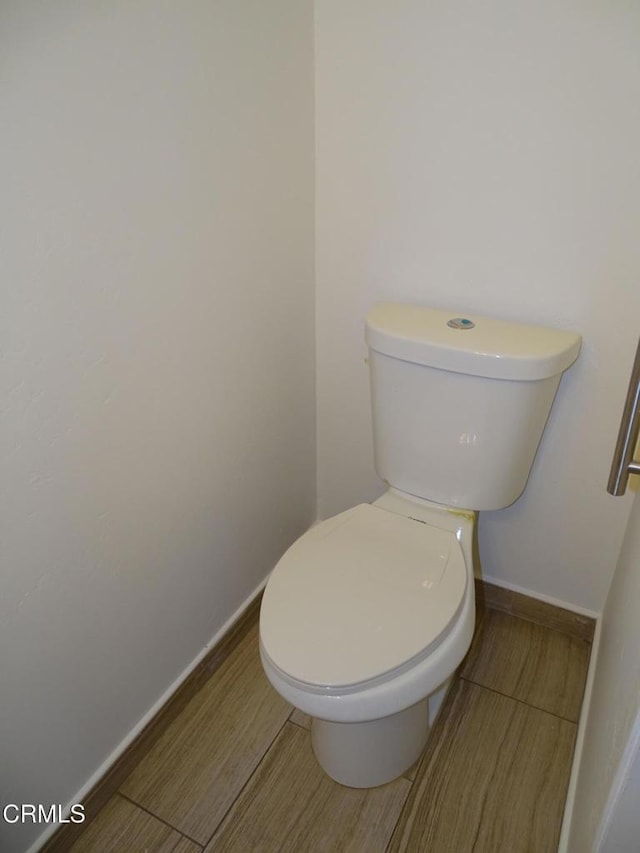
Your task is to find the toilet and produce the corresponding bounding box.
[259,302,581,788]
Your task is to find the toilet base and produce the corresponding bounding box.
[311,697,431,788]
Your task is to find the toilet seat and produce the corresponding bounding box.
[260,503,467,692]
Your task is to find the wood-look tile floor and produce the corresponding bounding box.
[69,608,590,852]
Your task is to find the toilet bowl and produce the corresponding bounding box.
[260,302,581,788]
[260,489,476,787]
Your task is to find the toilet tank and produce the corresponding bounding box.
[365,303,581,511]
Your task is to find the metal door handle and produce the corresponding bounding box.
[608,337,640,496]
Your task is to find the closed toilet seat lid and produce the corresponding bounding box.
[260,503,467,690]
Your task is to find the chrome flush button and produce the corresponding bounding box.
[447,317,475,330]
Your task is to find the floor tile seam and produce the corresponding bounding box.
[287,712,309,731]
[117,791,204,849]
[169,835,204,853]
[199,712,293,851]
[382,774,415,853]
[384,676,575,853]
[383,693,447,853]
[398,677,518,851]
[458,675,581,724]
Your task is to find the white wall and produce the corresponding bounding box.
[598,741,640,852]
[315,0,640,612]
[566,489,640,852]
[0,2,314,851]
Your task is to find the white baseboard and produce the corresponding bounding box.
[556,614,602,852]
[28,578,268,853]
[479,572,600,621]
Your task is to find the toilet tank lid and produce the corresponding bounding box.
[365,303,582,381]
